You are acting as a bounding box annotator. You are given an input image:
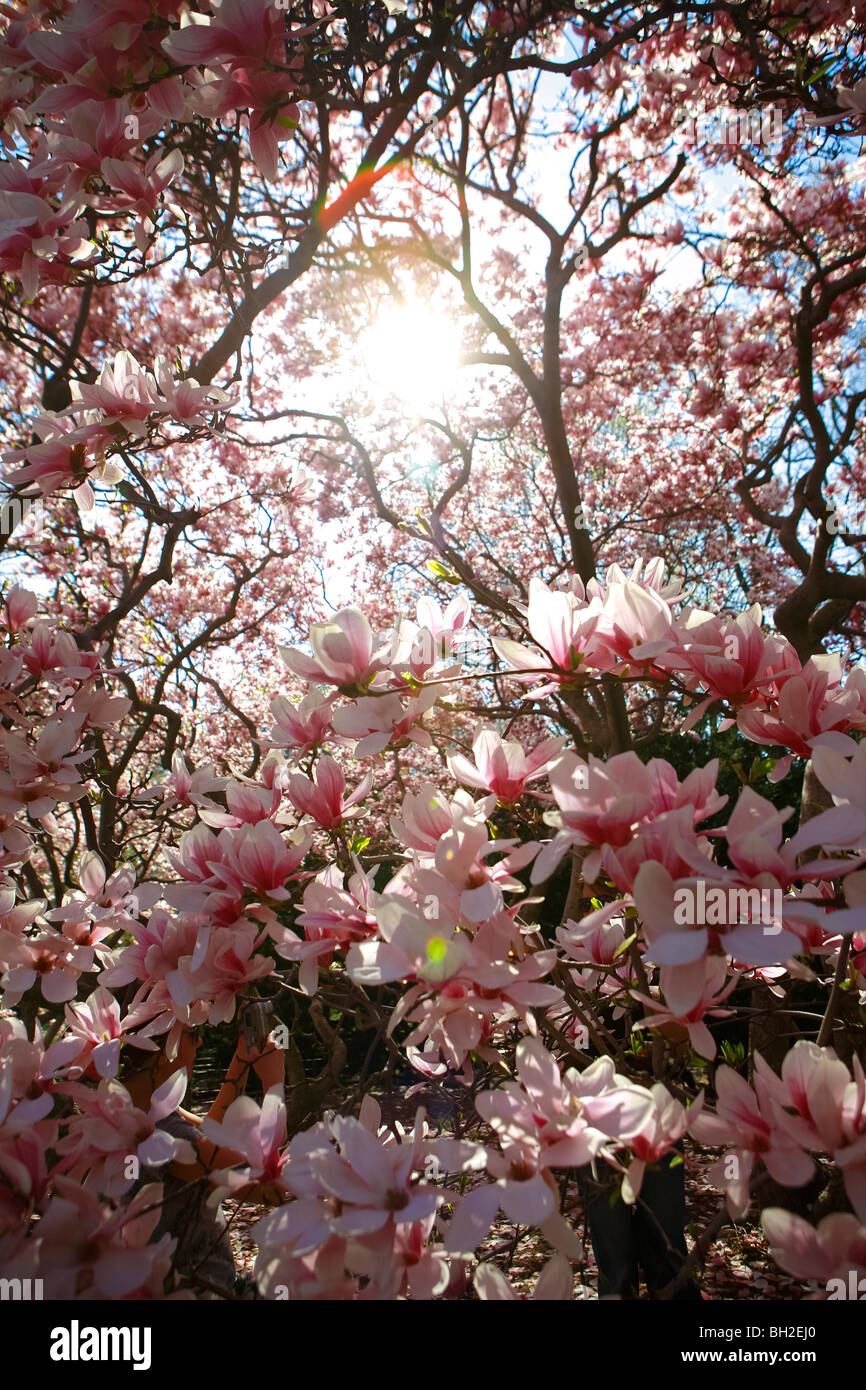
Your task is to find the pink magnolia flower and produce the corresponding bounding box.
[416,593,473,647]
[387,593,477,678]
[374,1215,451,1300]
[98,907,201,993]
[254,1231,360,1301]
[632,861,798,991]
[196,778,281,829]
[4,586,38,632]
[163,919,275,1024]
[73,850,143,918]
[145,355,234,426]
[0,716,90,818]
[287,755,372,830]
[1,1014,84,1101]
[592,576,677,672]
[64,348,159,436]
[618,1083,688,1203]
[391,784,493,854]
[737,655,866,758]
[389,930,562,1074]
[347,897,469,989]
[474,1251,575,1300]
[631,950,739,1057]
[0,1026,68,1136]
[27,1175,176,1299]
[556,907,627,965]
[205,821,310,901]
[600,804,718,897]
[0,926,93,1004]
[69,683,131,730]
[492,577,604,691]
[258,1107,440,1249]
[276,862,379,995]
[532,750,725,884]
[279,609,385,692]
[0,183,93,298]
[332,688,437,758]
[20,623,100,681]
[63,985,160,1078]
[57,1070,194,1195]
[665,605,794,721]
[3,418,116,502]
[422,818,537,923]
[135,751,226,810]
[448,728,566,803]
[161,0,298,71]
[762,1208,866,1292]
[269,692,333,757]
[201,1086,289,1192]
[688,1065,815,1218]
[754,1041,866,1221]
[444,1040,647,1258]
[98,149,184,225]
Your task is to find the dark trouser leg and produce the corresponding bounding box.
[633,1148,702,1299]
[578,1166,640,1298]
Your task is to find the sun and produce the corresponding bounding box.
[358,299,462,412]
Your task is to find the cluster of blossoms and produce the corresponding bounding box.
[0,0,332,302]
[3,556,866,1299]
[2,348,234,509]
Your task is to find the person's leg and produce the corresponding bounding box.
[633,1149,702,1299]
[578,1165,640,1298]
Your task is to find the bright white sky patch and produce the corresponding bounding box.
[359,300,463,413]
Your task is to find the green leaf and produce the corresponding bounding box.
[808,58,837,83]
[426,559,460,583]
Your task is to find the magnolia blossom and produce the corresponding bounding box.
[474,1252,575,1300]
[762,1208,866,1292]
[269,692,333,757]
[279,609,385,691]
[448,728,566,803]
[135,752,226,810]
[0,927,94,1005]
[25,1176,176,1299]
[202,1086,289,1192]
[63,986,159,1078]
[631,955,738,1058]
[390,785,493,855]
[754,1042,866,1221]
[666,605,794,721]
[737,654,866,758]
[57,1071,194,1195]
[556,907,628,966]
[618,1083,688,1203]
[492,576,604,691]
[287,755,372,830]
[347,897,469,988]
[532,750,725,884]
[333,687,437,758]
[252,1104,442,1273]
[688,1065,815,1218]
[444,1041,651,1257]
